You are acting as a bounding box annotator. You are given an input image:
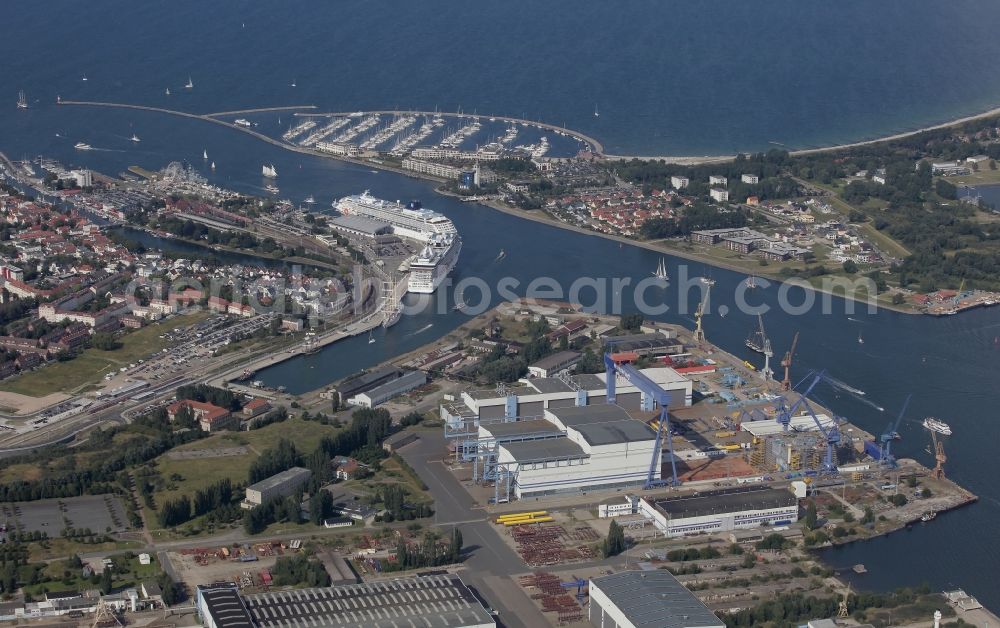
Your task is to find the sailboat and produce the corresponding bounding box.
[303,195,316,204]
[368,329,376,344]
[594,104,600,118]
[210,161,216,170]
[129,134,141,143]
[262,164,277,178]
[16,91,28,110]
[165,87,171,95]
[203,149,208,160]
[747,275,757,289]
[81,75,88,82]
[858,333,864,345]
[652,257,669,282]
[290,79,297,88]
[184,76,194,89]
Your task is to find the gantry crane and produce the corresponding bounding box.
[604,352,677,488]
[774,370,841,474]
[693,277,715,344]
[878,394,911,468]
[780,331,799,391]
[930,429,947,480]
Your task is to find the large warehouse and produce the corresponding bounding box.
[484,404,661,499]
[589,570,724,628]
[638,486,800,537]
[197,574,495,628]
[442,366,692,425]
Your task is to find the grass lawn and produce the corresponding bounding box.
[28,538,139,563]
[24,549,160,597]
[945,169,1000,186]
[0,311,212,397]
[146,418,343,533]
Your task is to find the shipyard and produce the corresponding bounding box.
[0,143,992,627]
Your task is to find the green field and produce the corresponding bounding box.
[0,311,212,397]
[146,417,343,532]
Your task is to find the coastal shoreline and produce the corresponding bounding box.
[463,194,915,316]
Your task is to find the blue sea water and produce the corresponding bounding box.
[4,0,1000,611]
[7,0,1000,155]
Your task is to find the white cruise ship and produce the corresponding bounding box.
[407,233,462,293]
[335,191,457,243]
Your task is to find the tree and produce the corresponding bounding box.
[620,314,643,332]
[803,500,818,530]
[891,292,905,305]
[842,259,858,274]
[91,333,121,351]
[861,506,875,525]
[450,527,464,562]
[100,568,113,595]
[310,490,334,525]
[603,520,626,557]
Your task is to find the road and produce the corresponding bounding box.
[397,432,550,628]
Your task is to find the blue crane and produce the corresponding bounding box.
[774,370,841,474]
[604,352,677,488]
[561,577,587,598]
[879,394,911,468]
[773,371,824,432]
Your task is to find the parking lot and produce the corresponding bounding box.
[103,312,277,386]
[0,495,129,535]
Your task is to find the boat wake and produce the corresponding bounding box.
[824,374,866,397]
[409,323,433,336]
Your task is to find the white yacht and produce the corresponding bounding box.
[74,142,92,150]
[653,257,669,282]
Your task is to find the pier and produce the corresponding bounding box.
[296,109,606,155]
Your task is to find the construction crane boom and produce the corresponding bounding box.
[781,331,799,391]
[878,394,910,467]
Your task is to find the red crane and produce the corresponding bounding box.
[781,332,799,391]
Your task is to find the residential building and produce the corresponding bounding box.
[243,467,312,508]
[709,188,729,203]
[709,175,728,186]
[670,176,689,190]
[741,174,759,184]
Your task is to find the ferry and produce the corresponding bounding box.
[923,417,952,435]
[74,142,92,150]
[335,192,458,243]
[234,118,252,127]
[264,184,279,194]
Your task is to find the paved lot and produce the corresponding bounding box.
[166,446,249,460]
[0,495,128,535]
[398,431,550,627]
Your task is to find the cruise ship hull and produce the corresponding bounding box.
[408,238,462,294]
